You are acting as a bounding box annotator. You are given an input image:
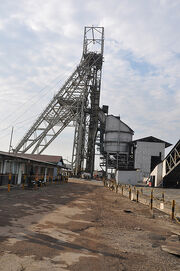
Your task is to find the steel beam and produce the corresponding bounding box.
[14,26,104,178]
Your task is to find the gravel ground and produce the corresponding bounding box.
[137,187,180,205]
[0,178,180,271]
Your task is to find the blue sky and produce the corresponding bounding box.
[0,0,180,164]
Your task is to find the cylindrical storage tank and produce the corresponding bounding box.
[104,115,133,153]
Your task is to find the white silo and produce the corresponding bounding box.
[104,115,134,154]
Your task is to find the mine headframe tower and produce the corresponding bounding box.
[13,26,104,177]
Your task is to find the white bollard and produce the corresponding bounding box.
[131,192,134,201]
[160,202,164,210]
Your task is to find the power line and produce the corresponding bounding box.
[0,62,77,125]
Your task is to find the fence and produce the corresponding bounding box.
[104,179,180,224]
[0,173,68,192]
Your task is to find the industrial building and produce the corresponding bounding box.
[149,139,180,187]
[96,110,172,185]
[0,151,65,186]
[3,26,178,188]
[102,118,179,187]
[133,136,171,183]
[102,115,134,171]
[98,114,172,185]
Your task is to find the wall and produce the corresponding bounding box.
[134,142,165,181]
[149,159,167,187]
[162,159,166,178]
[104,115,133,153]
[150,162,162,187]
[115,170,141,185]
[0,157,55,185]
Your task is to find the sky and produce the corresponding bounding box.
[0,0,180,166]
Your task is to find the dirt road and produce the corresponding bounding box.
[0,179,180,271]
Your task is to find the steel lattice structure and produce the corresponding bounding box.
[165,139,180,176]
[14,26,104,176]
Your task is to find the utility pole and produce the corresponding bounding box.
[8,126,14,153]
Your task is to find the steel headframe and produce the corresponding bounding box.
[14,26,104,178]
[72,26,104,176]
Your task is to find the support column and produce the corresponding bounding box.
[44,168,47,182]
[17,163,23,185]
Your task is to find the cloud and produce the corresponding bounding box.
[0,0,180,162]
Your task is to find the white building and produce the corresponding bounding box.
[115,136,171,185]
[149,139,180,187]
[115,169,141,185]
[149,160,166,187]
[133,136,171,183]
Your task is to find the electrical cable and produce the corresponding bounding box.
[0,61,78,146]
[0,77,61,125]
[0,61,77,127]
[0,83,58,135]
[0,115,40,141]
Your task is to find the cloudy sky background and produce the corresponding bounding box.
[0,0,180,165]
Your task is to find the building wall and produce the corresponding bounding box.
[149,159,167,187]
[115,170,141,185]
[104,115,133,153]
[0,161,3,173]
[150,162,163,187]
[162,160,166,178]
[134,142,165,181]
[0,158,56,185]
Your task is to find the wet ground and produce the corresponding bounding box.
[0,179,180,271]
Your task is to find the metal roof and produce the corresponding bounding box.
[13,153,63,164]
[132,136,172,148]
[0,151,64,168]
[107,115,134,134]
